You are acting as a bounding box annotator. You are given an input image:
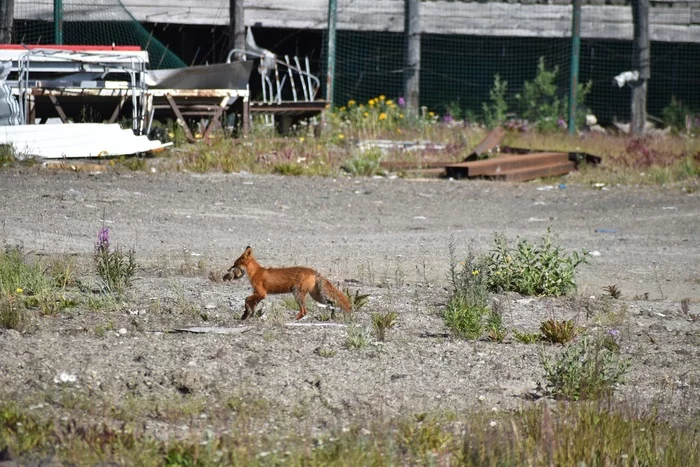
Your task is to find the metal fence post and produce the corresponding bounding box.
[326,0,337,107]
[54,0,63,45]
[568,0,581,135]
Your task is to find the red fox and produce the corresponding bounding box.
[224,246,351,320]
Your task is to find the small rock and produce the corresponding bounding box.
[117,328,128,336]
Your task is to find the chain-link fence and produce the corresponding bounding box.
[329,0,699,126]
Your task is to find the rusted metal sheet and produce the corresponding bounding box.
[446,152,569,178]
[465,126,505,160]
[493,161,576,182]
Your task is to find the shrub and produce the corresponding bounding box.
[341,148,384,176]
[372,311,398,342]
[485,228,588,297]
[516,57,591,131]
[541,333,629,400]
[344,289,370,312]
[93,227,137,297]
[482,74,509,129]
[662,96,696,133]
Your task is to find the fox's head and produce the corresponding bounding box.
[223,246,253,281]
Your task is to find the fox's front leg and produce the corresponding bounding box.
[242,293,264,320]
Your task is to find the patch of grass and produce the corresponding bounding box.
[0,293,30,332]
[445,242,490,340]
[485,228,588,297]
[539,318,577,344]
[541,333,630,400]
[0,246,55,298]
[345,324,372,349]
[371,311,398,342]
[1,398,698,466]
[513,330,541,344]
[485,308,507,342]
[281,296,300,311]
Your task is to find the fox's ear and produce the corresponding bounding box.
[243,246,253,257]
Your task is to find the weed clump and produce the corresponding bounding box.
[541,332,629,400]
[444,243,490,339]
[93,227,137,297]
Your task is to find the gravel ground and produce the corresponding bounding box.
[0,168,698,439]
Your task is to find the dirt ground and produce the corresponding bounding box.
[0,168,699,440]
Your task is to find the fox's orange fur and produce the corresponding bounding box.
[225,246,351,320]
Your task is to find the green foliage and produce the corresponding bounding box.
[444,294,486,340]
[539,319,577,344]
[485,228,588,297]
[541,333,630,400]
[0,246,54,298]
[513,330,541,344]
[482,74,509,129]
[0,144,15,166]
[485,309,507,342]
[345,325,372,349]
[341,148,384,176]
[93,228,137,297]
[445,242,490,340]
[344,288,370,312]
[0,293,29,331]
[662,96,696,133]
[516,57,591,132]
[372,311,398,342]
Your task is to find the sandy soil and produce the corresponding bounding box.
[0,168,698,439]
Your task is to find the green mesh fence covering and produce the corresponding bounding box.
[331,0,700,126]
[11,0,185,69]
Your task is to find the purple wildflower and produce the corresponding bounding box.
[96,227,110,253]
[609,329,620,337]
[397,96,406,107]
[558,118,567,130]
[443,114,454,124]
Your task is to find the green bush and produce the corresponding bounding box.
[541,333,629,400]
[540,319,577,344]
[485,228,588,297]
[341,148,384,176]
[662,96,696,133]
[516,57,591,131]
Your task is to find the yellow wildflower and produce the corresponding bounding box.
[472,270,480,276]
[339,106,346,111]
[368,99,375,106]
[16,288,23,294]
[399,114,404,119]
[396,128,402,134]
[379,112,387,121]
[338,134,345,139]
[428,111,435,118]
[348,99,356,106]
[386,100,394,107]
[379,95,386,101]
[363,112,369,118]
[299,137,305,142]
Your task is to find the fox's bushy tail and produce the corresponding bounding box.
[317,274,352,312]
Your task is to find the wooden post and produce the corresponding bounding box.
[229,0,245,60]
[631,0,650,136]
[0,0,14,44]
[404,0,421,115]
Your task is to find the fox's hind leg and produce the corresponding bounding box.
[291,286,308,320]
[243,292,265,320]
